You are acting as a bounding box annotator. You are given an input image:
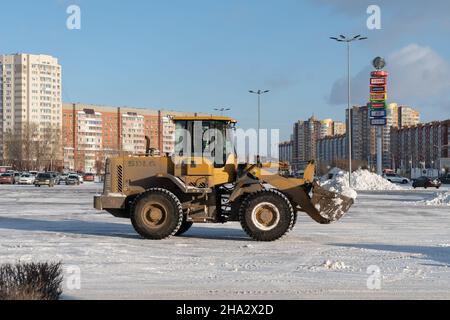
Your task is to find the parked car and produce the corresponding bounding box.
[29,171,38,176]
[13,171,21,184]
[0,173,15,185]
[46,172,61,185]
[66,174,81,185]
[383,173,410,184]
[439,174,450,184]
[412,176,442,189]
[58,173,69,185]
[34,173,55,187]
[69,172,84,184]
[18,173,35,185]
[83,173,95,182]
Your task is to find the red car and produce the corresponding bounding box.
[0,173,15,184]
[83,173,95,182]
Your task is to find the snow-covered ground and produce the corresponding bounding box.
[0,184,449,300]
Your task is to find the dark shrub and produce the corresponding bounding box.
[0,262,63,300]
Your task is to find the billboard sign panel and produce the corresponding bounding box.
[370,93,387,101]
[369,101,387,109]
[370,118,387,126]
[370,110,387,118]
[370,86,386,93]
[370,78,386,85]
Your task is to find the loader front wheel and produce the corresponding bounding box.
[131,188,183,240]
[239,190,294,242]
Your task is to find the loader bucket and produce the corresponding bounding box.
[309,181,354,223]
[260,172,354,224]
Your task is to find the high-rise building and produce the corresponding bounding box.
[0,54,62,165]
[346,105,371,164]
[320,119,346,138]
[320,119,334,138]
[279,140,293,164]
[399,106,420,127]
[377,103,420,169]
[292,116,321,171]
[316,134,347,172]
[333,121,346,135]
[346,103,421,170]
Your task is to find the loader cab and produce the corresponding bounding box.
[173,116,237,186]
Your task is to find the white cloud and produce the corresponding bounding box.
[328,44,450,107]
[389,44,450,100]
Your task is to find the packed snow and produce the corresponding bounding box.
[415,191,450,206]
[0,184,449,299]
[321,168,402,193]
[320,170,358,200]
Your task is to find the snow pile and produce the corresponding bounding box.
[416,192,450,206]
[298,260,351,272]
[322,260,348,270]
[321,168,402,193]
[351,169,402,191]
[320,169,358,200]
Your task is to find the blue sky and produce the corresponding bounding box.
[1,0,450,139]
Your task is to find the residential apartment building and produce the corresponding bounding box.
[320,119,334,138]
[316,134,347,172]
[0,54,62,167]
[346,105,371,164]
[399,106,420,128]
[343,103,420,170]
[294,117,347,171]
[121,112,145,154]
[279,140,293,164]
[62,103,198,172]
[292,116,321,172]
[162,115,176,154]
[390,120,450,171]
[319,119,346,138]
[333,121,346,136]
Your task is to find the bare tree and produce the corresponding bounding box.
[33,125,62,171]
[2,123,62,171]
[3,129,23,169]
[21,123,39,171]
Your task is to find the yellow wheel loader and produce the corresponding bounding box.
[94,116,354,241]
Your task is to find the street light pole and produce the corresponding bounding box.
[249,89,269,162]
[213,107,230,116]
[347,41,352,185]
[330,34,367,187]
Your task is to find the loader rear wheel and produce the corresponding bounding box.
[175,216,193,236]
[131,188,183,240]
[239,190,294,242]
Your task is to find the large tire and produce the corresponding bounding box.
[131,188,183,240]
[239,189,294,242]
[175,216,193,236]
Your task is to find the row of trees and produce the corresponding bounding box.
[1,123,62,171]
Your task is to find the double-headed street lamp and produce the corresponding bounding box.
[213,107,231,116]
[330,34,367,186]
[249,89,270,161]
